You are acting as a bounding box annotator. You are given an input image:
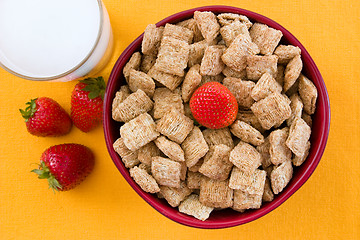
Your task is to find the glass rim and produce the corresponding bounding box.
[0,0,105,81]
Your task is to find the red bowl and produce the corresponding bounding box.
[103,5,330,229]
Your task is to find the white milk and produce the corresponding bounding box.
[0,0,113,81]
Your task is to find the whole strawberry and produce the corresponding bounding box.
[20,97,72,137]
[71,76,106,132]
[190,82,238,129]
[32,144,95,191]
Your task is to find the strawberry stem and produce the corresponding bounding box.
[80,76,106,100]
[31,161,62,192]
[19,98,38,122]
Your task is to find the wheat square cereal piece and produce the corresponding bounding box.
[222,34,260,72]
[250,92,292,130]
[151,156,181,188]
[269,127,292,165]
[188,40,208,67]
[140,54,156,73]
[128,69,155,98]
[223,77,255,109]
[284,55,303,92]
[232,190,262,212]
[236,110,265,133]
[187,171,203,189]
[142,24,163,56]
[179,194,214,221]
[302,112,313,128]
[249,23,282,55]
[177,18,204,42]
[182,126,209,167]
[222,66,247,79]
[230,120,265,146]
[113,138,139,168]
[256,136,272,168]
[199,144,233,180]
[188,158,204,172]
[153,87,184,119]
[292,141,311,166]
[286,93,304,126]
[112,85,131,121]
[180,162,187,181]
[114,89,153,122]
[251,72,282,101]
[182,64,202,102]
[160,181,192,207]
[274,45,301,64]
[202,128,234,149]
[120,113,160,151]
[217,13,252,29]
[153,37,189,77]
[286,117,311,157]
[220,20,251,47]
[147,66,184,91]
[123,52,142,82]
[271,160,293,194]
[193,11,220,43]
[200,74,224,86]
[249,23,267,46]
[229,142,262,173]
[275,65,285,87]
[229,167,266,195]
[138,141,161,166]
[246,55,278,81]
[264,164,274,178]
[130,166,160,193]
[200,45,226,76]
[162,23,194,44]
[262,177,274,202]
[138,163,151,174]
[184,103,194,120]
[154,136,185,162]
[199,177,233,208]
[298,74,318,115]
[156,108,193,144]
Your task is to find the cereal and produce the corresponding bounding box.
[140,54,156,73]
[130,166,160,193]
[113,89,153,122]
[302,112,313,128]
[153,87,184,119]
[156,108,193,144]
[200,74,224,86]
[274,45,301,64]
[229,167,266,195]
[233,190,262,212]
[176,18,204,42]
[246,55,278,81]
[194,11,220,43]
[251,72,282,101]
[188,40,209,67]
[236,110,265,133]
[222,66,247,79]
[182,126,209,168]
[275,64,285,86]
[256,136,272,168]
[147,66,184,91]
[128,69,155,98]
[187,171,203,189]
[230,120,265,146]
[292,141,311,166]
[112,85,131,121]
[113,138,139,168]
[123,52,142,81]
[286,117,311,157]
[200,45,226,76]
[220,20,250,47]
[271,160,293,194]
[262,177,274,202]
[217,13,252,29]
[199,177,233,208]
[154,136,185,162]
[199,144,233,180]
[137,141,161,166]
[298,74,318,115]
[160,181,192,207]
[151,156,182,188]
[269,127,292,165]
[223,77,255,109]
[120,113,160,151]
[202,127,234,149]
[142,24,163,56]
[179,194,214,221]
[182,64,202,103]
[284,55,303,92]
[249,23,282,55]
[188,158,204,172]
[154,37,189,77]
[162,23,194,44]
[286,93,304,127]
[229,142,262,173]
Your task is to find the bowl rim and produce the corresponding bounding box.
[103,5,331,229]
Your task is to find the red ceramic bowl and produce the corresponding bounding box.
[103,6,330,229]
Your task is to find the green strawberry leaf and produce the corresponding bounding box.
[19,98,38,122]
[31,161,62,192]
[80,76,106,100]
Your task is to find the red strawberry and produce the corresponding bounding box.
[20,97,72,137]
[32,144,95,191]
[71,76,106,132]
[190,82,238,129]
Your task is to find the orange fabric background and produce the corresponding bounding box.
[0,0,359,239]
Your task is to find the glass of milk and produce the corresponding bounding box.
[0,0,113,81]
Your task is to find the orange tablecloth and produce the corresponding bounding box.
[1,0,359,239]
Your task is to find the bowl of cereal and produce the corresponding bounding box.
[103,5,330,228]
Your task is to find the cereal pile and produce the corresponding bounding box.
[112,11,318,221]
